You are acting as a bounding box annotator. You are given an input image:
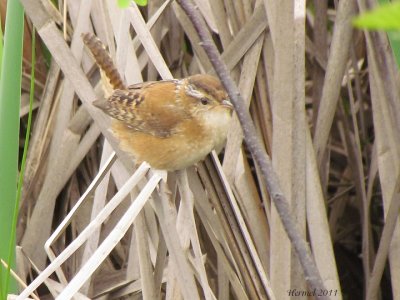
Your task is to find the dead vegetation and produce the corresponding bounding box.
[13,0,400,299]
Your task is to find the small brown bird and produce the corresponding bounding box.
[83,33,232,171]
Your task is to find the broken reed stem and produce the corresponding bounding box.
[176,0,329,298]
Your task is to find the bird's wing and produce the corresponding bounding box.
[93,80,190,137]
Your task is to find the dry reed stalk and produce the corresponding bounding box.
[13,0,399,298]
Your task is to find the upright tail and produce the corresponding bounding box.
[82,33,126,90]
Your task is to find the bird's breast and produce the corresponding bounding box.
[111,119,216,170]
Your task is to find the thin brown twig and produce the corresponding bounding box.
[176,0,329,298]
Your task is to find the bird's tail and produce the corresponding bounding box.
[82,33,126,91]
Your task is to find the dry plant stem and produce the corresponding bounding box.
[197,161,259,300]
[16,163,152,300]
[176,0,328,297]
[313,0,357,166]
[0,259,40,300]
[20,62,60,206]
[20,0,96,268]
[176,170,214,300]
[311,0,328,138]
[222,33,264,181]
[211,152,275,300]
[150,183,200,300]
[153,232,167,299]
[134,211,157,300]
[18,63,61,242]
[358,2,400,298]
[292,0,309,293]
[79,142,114,295]
[204,157,267,299]
[56,171,164,299]
[186,167,249,299]
[358,1,400,297]
[344,82,373,286]
[44,151,117,285]
[366,173,400,300]
[18,248,61,299]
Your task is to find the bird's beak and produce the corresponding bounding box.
[221,99,233,109]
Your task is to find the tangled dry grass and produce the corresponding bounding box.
[13,0,400,299]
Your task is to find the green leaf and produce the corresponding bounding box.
[135,0,148,6]
[117,0,131,8]
[0,0,24,296]
[353,1,400,30]
[388,30,400,66]
[0,13,3,79]
[117,0,148,8]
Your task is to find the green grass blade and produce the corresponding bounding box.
[117,0,148,8]
[353,0,400,66]
[0,0,25,297]
[3,27,36,300]
[0,12,3,78]
[353,1,400,30]
[379,0,400,66]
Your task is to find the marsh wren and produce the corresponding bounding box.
[83,33,232,171]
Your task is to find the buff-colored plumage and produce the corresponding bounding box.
[83,33,232,170]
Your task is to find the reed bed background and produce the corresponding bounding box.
[7,0,400,299]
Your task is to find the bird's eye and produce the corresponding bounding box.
[200,97,209,105]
